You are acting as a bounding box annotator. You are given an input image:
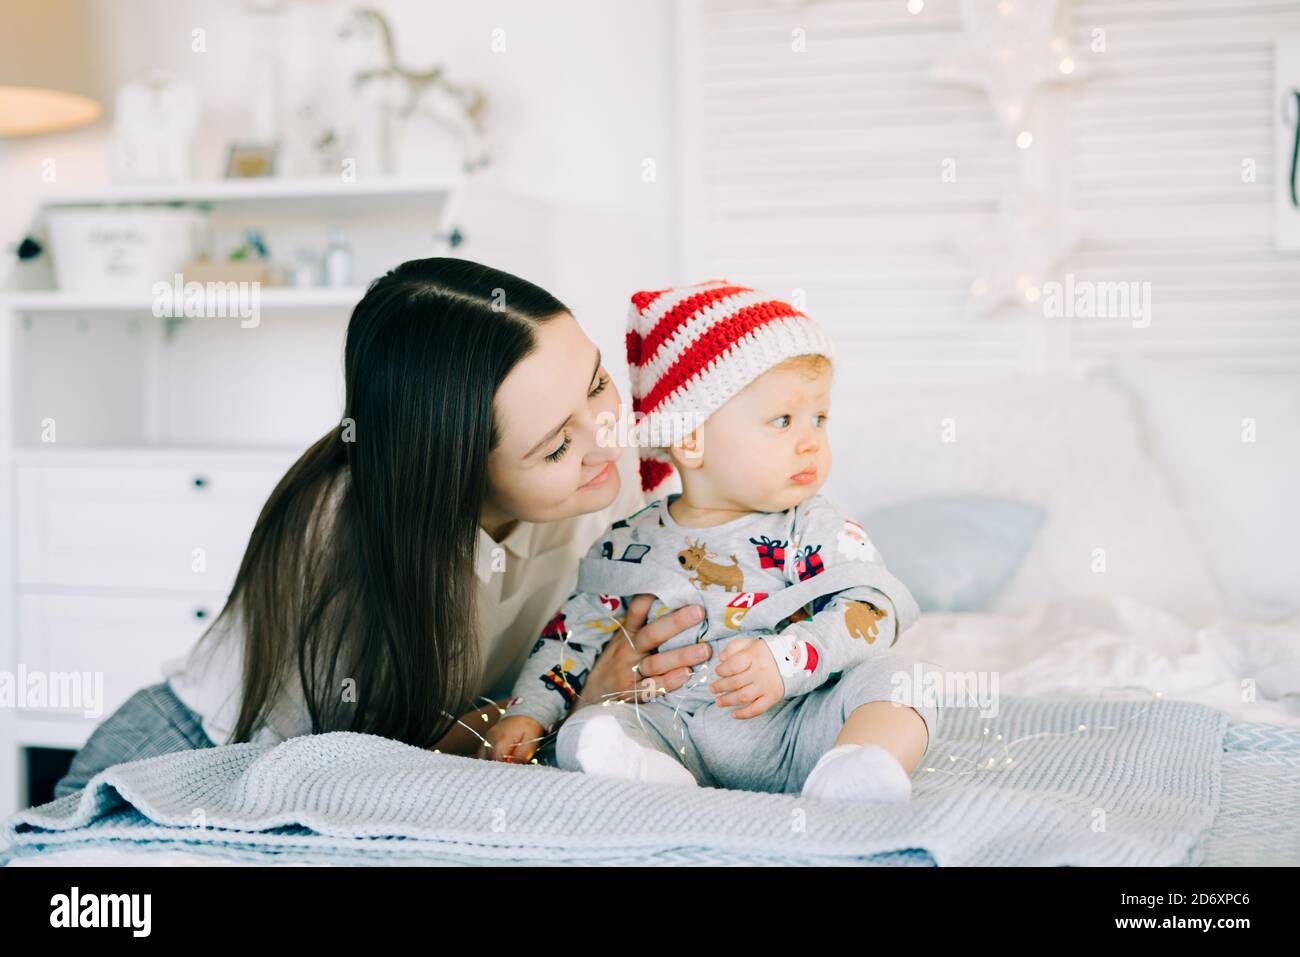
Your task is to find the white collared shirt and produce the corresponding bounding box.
[164,450,647,744]
[472,449,647,702]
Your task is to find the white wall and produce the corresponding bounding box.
[0,0,678,407]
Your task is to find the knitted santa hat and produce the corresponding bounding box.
[625,280,835,495]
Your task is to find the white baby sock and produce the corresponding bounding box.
[801,743,913,805]
[573,713,698,787]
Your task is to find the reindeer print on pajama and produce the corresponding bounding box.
[500,491,938,794]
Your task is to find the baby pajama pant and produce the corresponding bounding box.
[553,652,941,793]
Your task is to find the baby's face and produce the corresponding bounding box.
[689,359,832,512]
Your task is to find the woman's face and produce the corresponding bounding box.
[484,312,624,529]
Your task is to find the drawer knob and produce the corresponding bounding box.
[193,607,209,620]
[191,475,209,489]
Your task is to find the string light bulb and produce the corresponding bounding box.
[467,606,711,763]
[921,688,1163,778]
[459,610,1180,790]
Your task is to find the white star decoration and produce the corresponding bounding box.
[930,0,1089,135]
[928,0,1091,315]
[950,190,1080,318]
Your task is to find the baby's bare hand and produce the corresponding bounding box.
[480,715,545,763]
[709,637,784,719]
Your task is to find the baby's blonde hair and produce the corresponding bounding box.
[773,353,832,380]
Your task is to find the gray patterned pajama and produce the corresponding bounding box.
[502,492,940,792]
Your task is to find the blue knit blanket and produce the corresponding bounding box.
[1,696,1229,866]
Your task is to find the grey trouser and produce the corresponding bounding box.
[54,681,215,799]
[554,653,941,794]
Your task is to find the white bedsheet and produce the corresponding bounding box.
[903,595,1300,726]
[11,595,1297,868]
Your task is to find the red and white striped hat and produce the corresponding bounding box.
[625,280,835,495]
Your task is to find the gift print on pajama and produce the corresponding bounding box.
[500,493,937,793]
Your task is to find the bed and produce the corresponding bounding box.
[3,592,1297,867]
[4,364,1297,866]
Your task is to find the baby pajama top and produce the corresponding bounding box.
[500,492,924,743]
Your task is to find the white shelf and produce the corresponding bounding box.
[13,446,302,466]
[3,287,366,313]
[33,176,461,215]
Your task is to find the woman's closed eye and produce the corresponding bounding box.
[546,429,572,462]
[545,374,610,462]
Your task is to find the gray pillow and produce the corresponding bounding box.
[863,496,1045,613]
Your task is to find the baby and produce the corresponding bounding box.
[484,281,937,804]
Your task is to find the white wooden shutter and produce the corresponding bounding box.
[677,0,1300,380]
[1065,0,1300,372]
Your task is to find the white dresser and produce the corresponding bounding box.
[0,177,465,817]
[12,448,294,743]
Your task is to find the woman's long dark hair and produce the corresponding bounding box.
[202,258,569,746]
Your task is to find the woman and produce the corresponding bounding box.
[54,258,707,797]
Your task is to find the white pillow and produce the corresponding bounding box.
[1105,358,1300,623]
[823,377,1222,625]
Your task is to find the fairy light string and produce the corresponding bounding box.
[921,685,1164,779]
[441,603,1191,783]
[457,512,818,761]
[436,604,697,762]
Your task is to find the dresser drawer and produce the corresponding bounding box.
[17,458,288,591]
[16,591,221,720]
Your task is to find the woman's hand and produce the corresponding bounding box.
[571,594,709,714]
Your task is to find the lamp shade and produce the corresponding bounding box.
[0,0,103,137]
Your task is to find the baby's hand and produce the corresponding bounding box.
[481,715,545,763]
[710,637,784,719]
